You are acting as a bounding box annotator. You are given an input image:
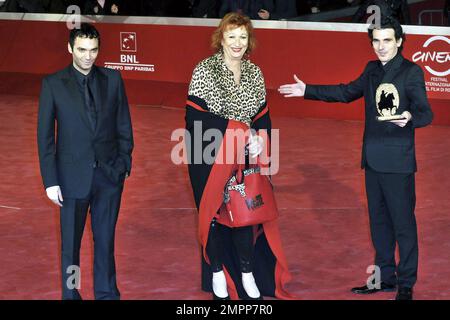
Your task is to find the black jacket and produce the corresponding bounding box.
[37,65,134,198]
[305,54,433,174]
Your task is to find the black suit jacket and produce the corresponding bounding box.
[305,54,433,174]
[37,65,134,198]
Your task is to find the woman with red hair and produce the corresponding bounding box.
[185,12,293,300]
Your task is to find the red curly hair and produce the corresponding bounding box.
[211,12,256,55]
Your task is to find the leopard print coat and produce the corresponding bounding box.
[188,52,266,127]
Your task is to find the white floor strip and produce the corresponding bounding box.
[0,205,21,210]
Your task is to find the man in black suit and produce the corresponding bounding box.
[278,17,433,300]
[37,23,133,300]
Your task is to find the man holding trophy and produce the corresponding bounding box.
[278,16,433,300]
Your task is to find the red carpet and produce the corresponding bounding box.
[0,94,449,300]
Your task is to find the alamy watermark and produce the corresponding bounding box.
[66,265,81,290]
[367,5,381,30]
[170,123,280,175]
[66,5,81,30]
[65,5,109,31]
[366,264,381,290]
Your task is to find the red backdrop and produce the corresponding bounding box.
[0,18,448,124]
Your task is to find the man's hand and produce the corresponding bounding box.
[389,111,412,127]
[278,75,306,97]
[258,9,270,20]
[248,135,264,158]
[46,185,63,207]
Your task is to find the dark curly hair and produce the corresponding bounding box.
[69,23,101,49]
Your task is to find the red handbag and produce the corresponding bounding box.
[217,162,279,228]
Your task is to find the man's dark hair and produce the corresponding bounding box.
[69,23,101,49]
[368,16,405,52]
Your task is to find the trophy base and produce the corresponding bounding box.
[377,115,406,121]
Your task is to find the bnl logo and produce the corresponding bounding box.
[120,32,140,64]
[120,32,137,52]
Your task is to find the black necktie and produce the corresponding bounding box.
[83,76,97,130]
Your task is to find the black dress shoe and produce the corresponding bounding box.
[212,292,230,300]
[351,282,396,294]
[395,287,413,300]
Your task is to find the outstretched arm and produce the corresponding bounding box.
[278,70,366,103]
